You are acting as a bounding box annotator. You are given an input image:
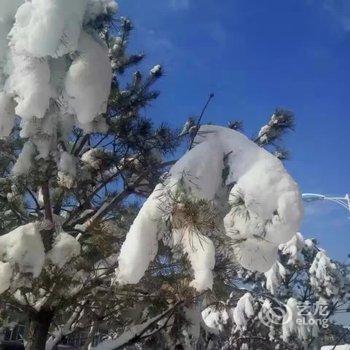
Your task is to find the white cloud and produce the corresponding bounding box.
[170,0,190,11]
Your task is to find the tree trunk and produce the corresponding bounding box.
[26,309,54,350]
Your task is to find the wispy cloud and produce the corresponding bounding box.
[169,0,190,11]
[322,0,350,31]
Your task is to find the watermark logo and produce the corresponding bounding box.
[258,301,329,329]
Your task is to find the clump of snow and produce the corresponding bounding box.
[304,238,315,248]
[150,64,162,77]
[4,52,53,119]
[202,304,229,334]
[309,251,342,302]
[19,111,57,139]
[116,125,303,290]
[282,297,319,342]
[64,31,112,124]
[232,293,255,330]
[9,0,87,58]
[13,288,50,311]
[0,262,12,294]
[257,125,270,144]
[58,151,77,177]
[58,151,77,189]
[12,141,36,176]
[116,184,164,284]
[264,261,286,294]
[47,232,81,268]
[230,238,278,275]
[257,110,293,145]
[221,124,303,272]
[173,228,215,291]
[116,159,218,290]
[0,223,45,280]
[81,148,104,169]
[282,298,298,341]
[19,111,60,160]
[279,232,305,265]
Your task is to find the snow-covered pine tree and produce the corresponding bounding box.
[0,1,178,349]
[0,1,328,350]
[198,233,350,350]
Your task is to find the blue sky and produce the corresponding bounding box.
[118,0,350,261]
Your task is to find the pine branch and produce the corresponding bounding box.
[102,301,183,350]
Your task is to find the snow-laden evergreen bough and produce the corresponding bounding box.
[116,125,303,291]
[0,0,114,148]
[0,0,116,291]
[197,233,350,350]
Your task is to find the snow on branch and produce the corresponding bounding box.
[116,125,303,291]
[0,222,45,293]
[92,302,181,350]
[0,222,81,296]
[0,0,115,170]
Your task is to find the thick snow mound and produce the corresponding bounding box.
[116,184,164,284]
[0,223,45,278]
[173,228,215,291]
[64,31,112,124]
[116,125,303,290]
[4,52,52,119]
[9,0,87,57]
[211,126,302,272]
[232,293,255,330]
[0,0,115,157]
[47,232,81,268]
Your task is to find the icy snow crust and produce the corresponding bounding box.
[116,125,303,291]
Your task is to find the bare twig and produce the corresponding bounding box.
[189,93,214,150]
